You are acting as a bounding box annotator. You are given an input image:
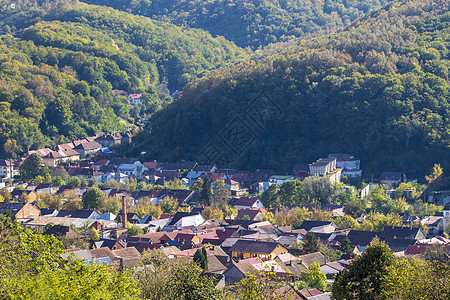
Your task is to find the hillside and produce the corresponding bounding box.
[83,0,394,48]
[140,0,450,177]
[0,0,248,158]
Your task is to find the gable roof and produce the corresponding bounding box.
[229,240,284,255]
[380,226,424,240]
[234,197,261,207]
[299,221,335,232]
[73,141,102,150]
[299,252,327,266]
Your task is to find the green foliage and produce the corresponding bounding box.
[82,187,103,209]
[193,247,208,271]
[380,257,450,299]
[0,215,138,299]
[201,206,224,220]
[84,0,394,48]
[332,239,395,299]
[340,237,353,255]
[201,176,212,206]
[19,153,49,182]
[230,271,295,299]
[145,0,450,176]
[212,179,229,208]
[127,225,143,236]
[301,262,327,291]
[302,232,320,254]
[159,196,178,214]
[136,251,224,299]
[0,0,248,159]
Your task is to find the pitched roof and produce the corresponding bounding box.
[299,252,327,266]
[70,209,99,219]
[112,247,141,259]
[379,172,406,181]
[379,226,423,239]
[90,247,116,260]
[299,221,335,231]
[0,202,29,215]
[73,141,102,150]
[234,197,260,206]
[229,240,283,255]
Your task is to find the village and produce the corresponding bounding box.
[0,131,449,299]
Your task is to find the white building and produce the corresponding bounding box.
[309,158,342,185]
[117,161,147,178]
[0,160,15,178]
[129,94,143,105]
[443,203,450,234]
[174,214,206,230]
[328,154,362,178]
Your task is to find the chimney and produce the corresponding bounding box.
[122,196,127,228]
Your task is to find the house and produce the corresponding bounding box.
[117,161,147,178]
[379,226,426,240]
[73,141,102,158]
[0,202,40,221]
[309,158,342,185]
[95,133,123,147]
[328,154,362,178]
[42,151,65,167]
[443,203,450,234]
[0,160,15,178]
[43,225,84,240]
[292,163,310,179]
[421,216,443,235]
[94,239,125,250]
[223,260,256,285]
[167,212,206,230]
[379,172,407,187]
[11,190,38,203]
[321,260,350,275]
[67,167,102,181]
[298,252,328,267]
[129,94,142,105]
[274,253,308,278]
[229,240,288,261]
[236,208,264,221]
[299,221,337,233]
[174,232,201,248]
[234,197,264,210]
[40,208,59,217]
[269,175,295,185]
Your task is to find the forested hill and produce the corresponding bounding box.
[140,0,450,177]
[82,0,394,48]
[0,0,248,158]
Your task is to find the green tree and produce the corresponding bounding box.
[332,239,395,299]
[19,153,49,182]
[0,188,12,202]
[302,232,320,254]
[136,251,224,300]
[192,178,203,193]
[159,196,178,214]
[193,247,208,271]
[201,206,224,220]
[301,262,327,291]
[82,187,103,210]
[212,179,229,208]
[128,225,143,236]
[201,176,212,206]
[88,228,100,243]
[340,237,353,255]
[260,183,279,209]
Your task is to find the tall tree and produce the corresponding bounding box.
[301,262,327,291]
[201,176,212,206]
[82,187,103,210]
[19,153,49,182]
[302,232,320,254]
[340,237,353,255]
[332,239,395,299]
[212,179,229,208]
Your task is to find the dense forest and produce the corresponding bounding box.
[83,0,394,48]
[141,0,450,177]
[0,0,248,158]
